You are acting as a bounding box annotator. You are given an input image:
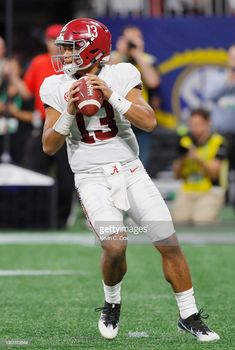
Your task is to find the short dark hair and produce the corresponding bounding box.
[190,108,210,121]
[120,25,142,36]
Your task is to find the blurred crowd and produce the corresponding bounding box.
[1,9,235,228]
[0,26,74,229]
[74,0,235,17]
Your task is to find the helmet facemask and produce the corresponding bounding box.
[52,37,103,76]
[51,18,112,76]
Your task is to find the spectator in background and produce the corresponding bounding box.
[91,0,145,17]
[0,56,33,164]
[228,0,235,14]
[0,36,7,86]
[110,25,160,168]
[172,108,228,225]
[165,0,208,16]
[11,24,75,229]
[206,45,235,207]
[0,35,9,162]
[207,45,235,170]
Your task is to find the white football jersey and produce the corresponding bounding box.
[40,63,141,172]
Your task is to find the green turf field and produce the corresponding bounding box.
[0,242,234,349]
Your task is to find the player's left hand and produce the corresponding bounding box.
[86,74,112,100]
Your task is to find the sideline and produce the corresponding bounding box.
[0,232,235,245]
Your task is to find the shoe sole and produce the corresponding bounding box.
[177,325,219,342]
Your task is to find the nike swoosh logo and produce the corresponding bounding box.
[130,166,139,173]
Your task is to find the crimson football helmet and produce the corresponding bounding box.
[52,18,111,75]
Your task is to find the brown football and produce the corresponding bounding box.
[75,76,104,116]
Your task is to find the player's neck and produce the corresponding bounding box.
[74,63,101,79]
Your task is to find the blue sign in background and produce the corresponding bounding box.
[101,17,235,63]
[100,17,235,125]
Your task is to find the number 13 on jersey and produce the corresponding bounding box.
[76,101,118,144]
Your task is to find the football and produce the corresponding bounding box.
[75,76,104,116]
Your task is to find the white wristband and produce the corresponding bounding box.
[52,110,75,136]
[108,92,132,116]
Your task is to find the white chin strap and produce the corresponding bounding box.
[63,63,80,76]
[63,62,94,76]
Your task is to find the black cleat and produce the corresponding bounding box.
[95,301,121,339]
[178,309,220,342]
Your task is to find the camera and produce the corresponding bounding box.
[127,41,137,49]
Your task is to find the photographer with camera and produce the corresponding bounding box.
[110,25,160,169]
[172,108,228,225]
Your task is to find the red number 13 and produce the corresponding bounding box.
[76,101,118,144]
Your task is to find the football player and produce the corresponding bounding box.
[40,18,219,342]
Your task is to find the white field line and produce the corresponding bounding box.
[0,269,81,276]
[0,233,234,245]
[0,233,94,245]
[128,331,149,338]
[1,340,29,345]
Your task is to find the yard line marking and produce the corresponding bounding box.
[128,331,149,338]
[0,340,29,345]
[0,269,81,276]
